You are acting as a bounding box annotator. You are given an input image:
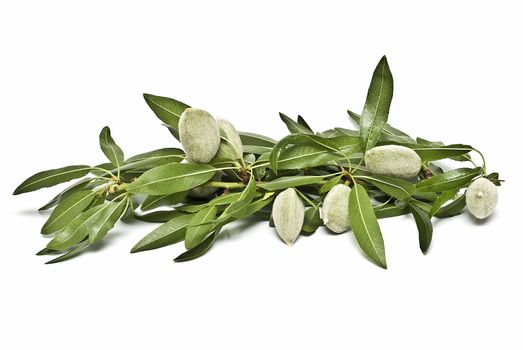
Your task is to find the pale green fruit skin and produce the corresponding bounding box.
[272,188,305,246]
[215,118,243,160]
[466,177,498,219]
[364,145,422,179]
[189,172,222,199]
[179,108,220,163]
[322,184,351,233]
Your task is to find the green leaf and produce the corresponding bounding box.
[348,183,387,269]
[485,172,503,186]
[13,165,92,195]
[334,126,364,138]
[302,207,322,234]
[143,93,190,133]
[174,230,219,262]
[99,126,124,168]
[429,189,458,218]
[46,200,126,250]
[319,175,343,194]
[258,175,327,191]
[275,136,360,171]
[219,176,257,220]
[238,131,277,147]
[88,199,128,243]
[45,240,91,264]
[409,204,433,253]
[270,133,341,171]
[135,210,180,223]
[36,247,55,256]
[297,115,314,133]
[416,167,482,193]
[409,144,473,162]
[185,206,218,249]
[208,192,243,206]
[433,194,466,218]
[177,202,209,214]
[121,148,185,171]
[359,56,394,153]
[126,163,218,195]
[279,112,314,134]
[240,195,274,218]
[218,195,275,227]
[131,213,192,253]
[374,203,410,219]
[141,191,188,211]
[355,173,415,200]
[38,178,94,211]
[242,145,273,155]
[41,190,96,235]
[347,110,412,140]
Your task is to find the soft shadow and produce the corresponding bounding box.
[17,209,46,217]
[465,211,496,225]
[216,217,264,242]
[87,230,126,252]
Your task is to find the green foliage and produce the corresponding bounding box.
[14,56,499,268]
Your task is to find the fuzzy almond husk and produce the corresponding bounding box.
[364,145,422,179]
[214,118,243,160]
[272,188,305,246]
[322,184,351,233]
[466,177,498,219]
[179,108,220,163]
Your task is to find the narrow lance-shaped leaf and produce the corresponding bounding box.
[319,175,343,194]
[302,207,322,234]
[433,194,466,218]
[279,112,314,135]
[258,175,328,191]
[143,93,190,136]
[238,131,277,147]
[429,189,458,217]
[99,126,124,169]
[121,148,185,172]
[126,163,219,195]
[355,173,415,201]
[277,144,349,171]
[270,133,341,171]
[219,176,257,220]
[13,165,92,195]
[374,203,411,219]
[174,229,220,262]
[38,178,94,211]
[135,210,180,223]
[141,191,188,211]
[347,110,412,140]
[41,190,96,235]
[131,213,192,253]
[45,240,91,264]
[89,199,129,243]
[409,144,474,162]
[185,206,218,249]
[348,183,387,269]
[297,115,314,133]
[208,192,243,206]
[47,199,125,251]
[416,167,482,192]
[360,56,394,152]
[409,203,433,253]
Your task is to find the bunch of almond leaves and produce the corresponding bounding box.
[13,56,501,268]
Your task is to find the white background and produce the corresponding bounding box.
[1,1,522,349]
